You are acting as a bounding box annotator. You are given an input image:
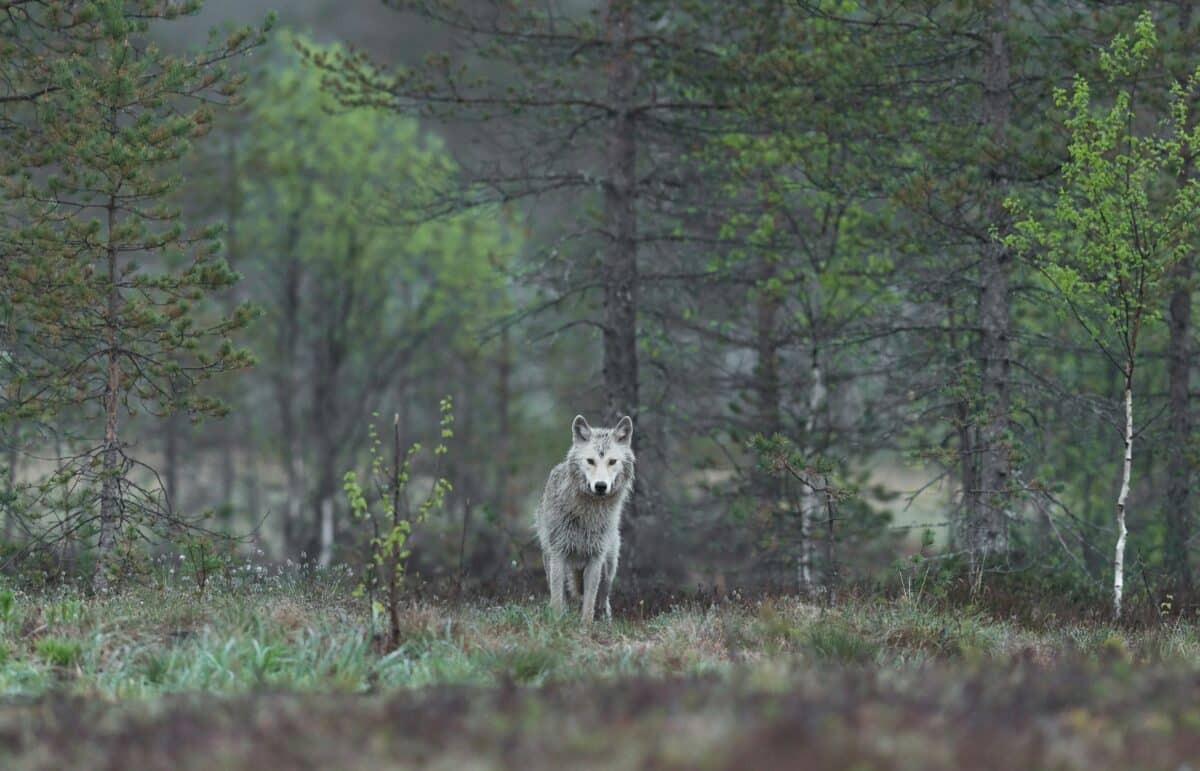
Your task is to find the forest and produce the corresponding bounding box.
[4,1,1200,769]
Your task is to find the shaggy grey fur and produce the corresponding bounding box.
[534,415,635,623]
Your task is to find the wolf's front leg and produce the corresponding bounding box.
[580,558,603,624]
[601,548,618,622]
[547,554,566,615]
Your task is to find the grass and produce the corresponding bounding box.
[3,571,1200,768]
[1,577,1199,696]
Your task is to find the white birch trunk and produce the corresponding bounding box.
[286,454,304,555]
[798,350,827,595]
[797,502,812,592]
[318,498,334,568]
[1113,381,1133,620]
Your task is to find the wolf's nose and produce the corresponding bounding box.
[594,481,608,494]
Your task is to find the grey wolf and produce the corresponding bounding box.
[534,414,635,623]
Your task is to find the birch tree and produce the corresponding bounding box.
[1007,13,1200,619]
[236,34,515,563]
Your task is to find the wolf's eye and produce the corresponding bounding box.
[586,458,596,465]
[608,459,617,466]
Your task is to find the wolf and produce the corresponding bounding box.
[534,414,635,623]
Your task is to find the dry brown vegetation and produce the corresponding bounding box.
[4,662,1200,770]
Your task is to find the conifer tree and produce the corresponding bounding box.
[0,1,272,588]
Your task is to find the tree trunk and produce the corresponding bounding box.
[164,408,180,514]
[244,445,262,539]
[277,241,303,556]
[754,258,783,503]
[308,390,338,566]
[603,0,640,558]
[284,442,304,559]
[602,0,639,431]
[311,302,341,567]
[3,442,17,543]
[955,401,978,552]
[1166,0,1195,604]
[1114,377,1133,621]
[95,191,122,593]
[494,325,516,521]
[318,498,334,568]
[946,292,978,552]
[308,309,345,565]
[755,271,782,441]
[454,356,475,583]
[972,0,1013,564]
[798,345,827,595]
[219,426,236,512]
[1167,257,1193,602]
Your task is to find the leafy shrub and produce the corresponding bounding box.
[344,399,453,651]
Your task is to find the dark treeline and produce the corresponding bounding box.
[3,0,1200,619]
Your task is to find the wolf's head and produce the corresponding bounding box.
[567,415,635,498]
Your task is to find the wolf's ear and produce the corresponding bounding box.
[614,415,633,444]
[572,415,592,444]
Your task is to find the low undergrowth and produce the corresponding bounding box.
[4,573,1200,768]
[5,662,1200,770]
[0,571,1198,699]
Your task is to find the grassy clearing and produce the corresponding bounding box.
[0,576,1199,697]
[2,576,1200,768]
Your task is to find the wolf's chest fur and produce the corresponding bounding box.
[545,494,621,561]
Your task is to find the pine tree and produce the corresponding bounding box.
[679,0,907,592]
[0,1,272,589]
[303,1,738,536]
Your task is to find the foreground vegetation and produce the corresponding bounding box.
[3,574,1200,768]
[7,660,1200,770]
[4,573,1200,697]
